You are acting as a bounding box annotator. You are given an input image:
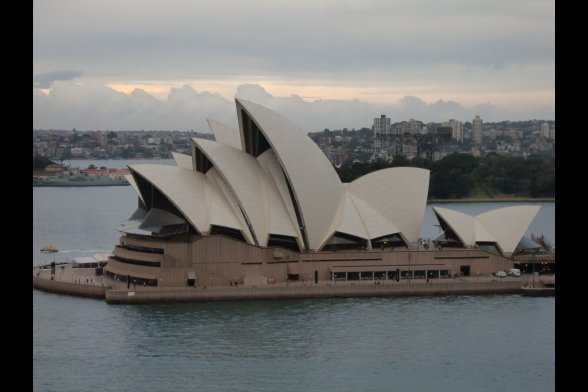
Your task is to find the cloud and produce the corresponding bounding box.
[33,82,554,132]
[33,70,83,88]
[33,0,554,106]
[34,81,235,131]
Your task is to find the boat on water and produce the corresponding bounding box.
[33,166,130,187]
[40,244,58,253]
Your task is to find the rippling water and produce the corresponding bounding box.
[33,159,555,392]
[33,293,554,392]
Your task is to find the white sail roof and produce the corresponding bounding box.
[205,167,253,243]
[335,192,370,240]
[121,101,450,252]
[432,206,476,245]
[236,99,344,250]
[476,205,541,254]
[347,167,430,243]
[433,205,541,255]
[345,191,401,240]
[171,152,193,170]
[192,138,298,246]
[257,149,303,236]
[128,164,246,237]
[207,119,242,150]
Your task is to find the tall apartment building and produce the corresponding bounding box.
[449,119,464,143]
[473,115,483,144]
[373,115,390,148]
[541,122,550,138]
[97,131,108,147]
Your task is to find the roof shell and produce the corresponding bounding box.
[128,164,246,237]
[433,205,541,255]
[347,167,430,243]
[171,152,193,170]
[192,138,298,246]
[205,167,253,243]
[433,206,475,245]
[333,190,402,243]
[236,99,344,250]
[207,119,242,150]
[476,205,540,254]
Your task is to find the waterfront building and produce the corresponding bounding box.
[100,100,540,289]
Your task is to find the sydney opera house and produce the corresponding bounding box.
[103,99,540,289]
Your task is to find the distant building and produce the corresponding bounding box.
[97,131,108,147]
[397,119,424,135]
[473,115,483,144]
[45,164,64,173]
[541,122,550,138]
[70,147,84,157]
[436,126,453,139]
[373,115,390,148]
[448,119,464,143]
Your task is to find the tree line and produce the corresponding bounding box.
[33,156,55,171]
[336,153,555,199]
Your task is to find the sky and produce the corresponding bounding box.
[33,0,554,132]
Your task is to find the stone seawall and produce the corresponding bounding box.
[33,276,107,299]
[104,281,523,304]
[33,265,527,304]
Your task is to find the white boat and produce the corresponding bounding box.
[40,244,58,253]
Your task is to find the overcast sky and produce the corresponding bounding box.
[33,0,554,132]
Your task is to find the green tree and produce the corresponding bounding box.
[33,156,55,170]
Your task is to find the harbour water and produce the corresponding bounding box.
[33,159,555,392]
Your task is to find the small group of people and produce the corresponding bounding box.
[418,238,431,249]
[229,280,239,287]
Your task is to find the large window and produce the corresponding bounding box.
[323,232,367,251]
[210,225,247,242]
[104,270,157,286]
[267,234,300,252]
[371,233,406,249]
[121,243,164,254]
[110,255,160,268]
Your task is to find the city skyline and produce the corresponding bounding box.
[34,0,554,131]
